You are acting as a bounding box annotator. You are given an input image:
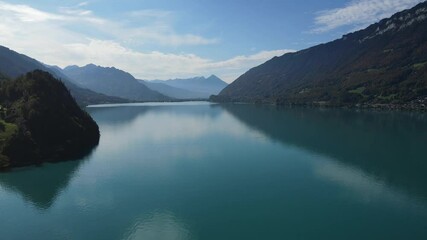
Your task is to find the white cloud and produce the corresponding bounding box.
[59,7,93,16]
[0,1,292,83]
[207,50,292,70]
[312,0,424,33]
[0,1,216,46]
[126,27,220,46]
[61,39,292,82]
[0,1,62,22]
[77,2,89,7]
[128,9,172,19]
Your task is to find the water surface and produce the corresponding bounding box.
[1,102,426,240]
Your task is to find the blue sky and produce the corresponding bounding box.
[0,0,423,82]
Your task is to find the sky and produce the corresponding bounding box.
[0,0,424,83]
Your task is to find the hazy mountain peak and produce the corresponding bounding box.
[85,63,98,68]
[147,75,228,98]
[64,65,80,71]
[63,64,168,101]
[207,74,227,83]
[0,46,126,106]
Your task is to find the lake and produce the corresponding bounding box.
[0,102,426,240]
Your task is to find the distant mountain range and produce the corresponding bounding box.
[63,64,169,102]
[140,80,206,100]
[0,46,126,106]
[147,75,228,99]
[141,75,227,99]
[213,2,427,109]
[0,45,227,105]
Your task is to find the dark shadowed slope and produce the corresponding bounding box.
[63,64,169,102]
[0,70,99,169]
[0,46,127,106]
[213,2,427,108]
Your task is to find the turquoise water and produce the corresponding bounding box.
[0,102,426,240]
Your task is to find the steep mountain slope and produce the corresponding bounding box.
[213,2,427,108]
[0,46,126,106]
[0,70,99,169]
[141,80,207,99]
[63,64,168,102]
[151,75,228,98]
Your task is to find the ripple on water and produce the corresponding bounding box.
[124,211,193,240]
